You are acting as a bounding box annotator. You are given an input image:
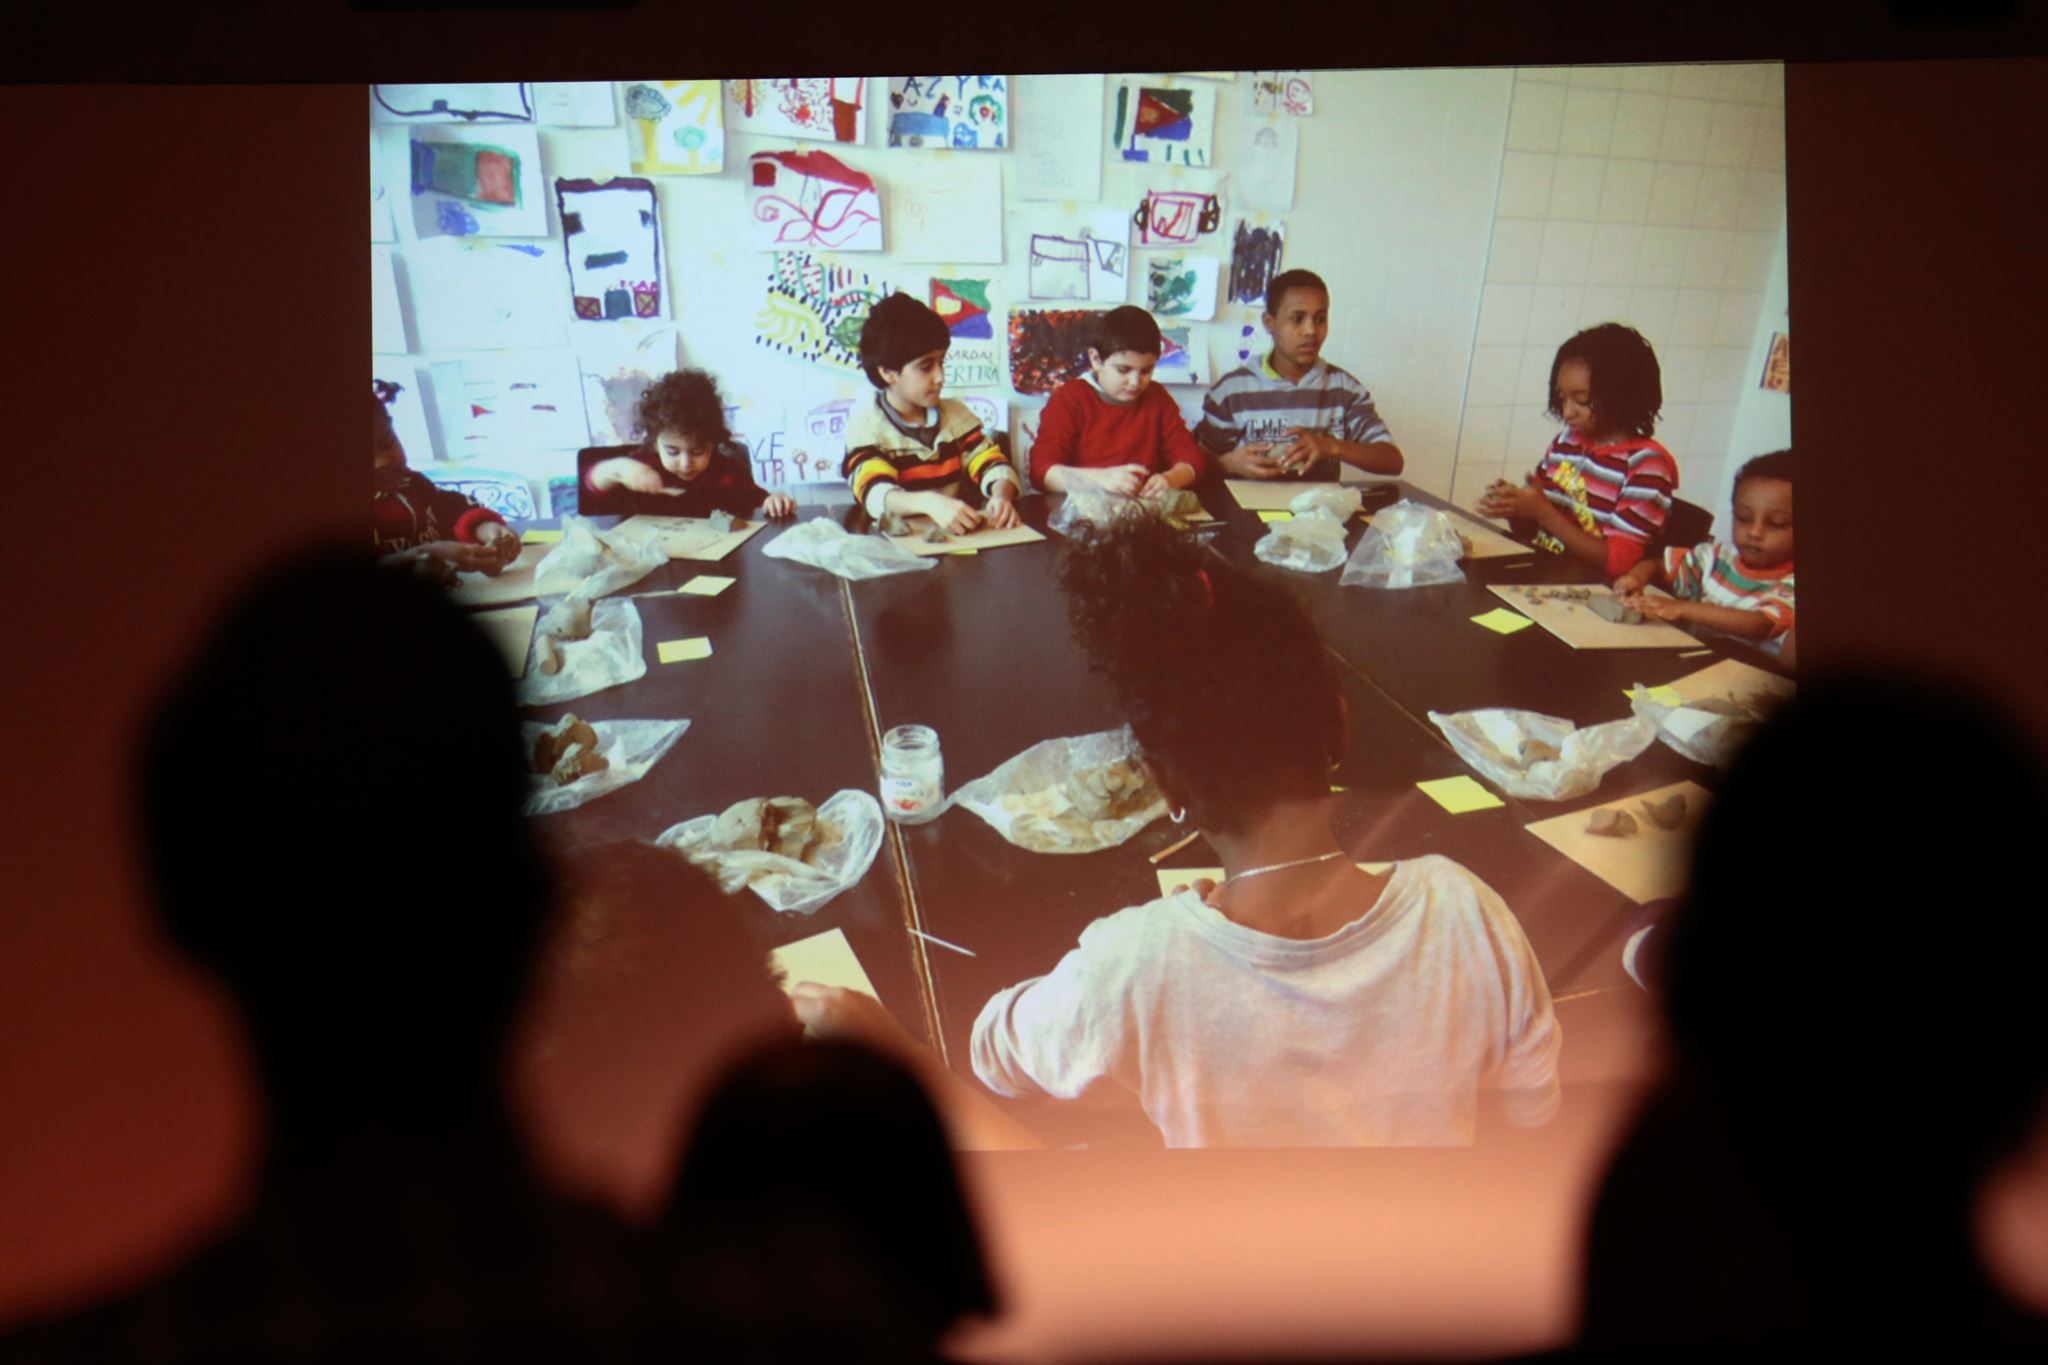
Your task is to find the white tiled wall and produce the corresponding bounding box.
[1450,62,1787,519]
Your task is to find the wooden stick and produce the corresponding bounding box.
[909,928,976,958]
[1147,828,1202,864]
[1678,648,1713,658]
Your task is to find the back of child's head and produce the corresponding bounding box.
[1056,515,1340,834]
[1264,268,1329,315]
[1548,323,1663,437]
[636,368,729,449]
[1092,304,1162,360]
[1734,448,1793,493]
[372,378,399,438]
[859,292,951,390]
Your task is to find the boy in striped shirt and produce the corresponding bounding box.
[842,292,1022,534]
[1194,270,1405,483]
[1615,449,1795,658]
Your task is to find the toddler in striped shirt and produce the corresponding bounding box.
[1614,449,1795,658]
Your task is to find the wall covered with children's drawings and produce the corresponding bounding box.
[370,67,1787,517]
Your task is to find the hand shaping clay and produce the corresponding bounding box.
[533,714,599,774]
[1588,596,1643,625]
[922,524,951,544]
[1640,793,1687,830]
[549,739,609,787]
[1586,807,1638,837]
[879,513,913,537]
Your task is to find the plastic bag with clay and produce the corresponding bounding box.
[654,789,884,916]
[522,717,689,817]
[951,728,1166,854]
[1290,486,1363,522]
[1340,499,1467,589]
[760,519,936,580]
[532,515,667,600]
[516,596,646,706]
[1046,484,1138,537]
[1427,707,1656,802]
[1253,515,1349,573]
[1627,685,1773,769]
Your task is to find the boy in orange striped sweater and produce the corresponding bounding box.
[1615,449,1795,658]
[841,293,1021,534]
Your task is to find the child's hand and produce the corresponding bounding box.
[610,459,666,495]
[384,547,459,586]
[1166,875,1222,907]
[1626,594,1687,623]
[983,486,1022,530]
[1479,477,1546,521]
[924,493,984,536]
[1218,443,1282,479]
[1279,429,1336,473]
[1089,465,1147,498]
[475,522,521,573]
[1612,562,1656,597]
[788,982,915,1051]
[1138,473,1175,500]
[762,493,797,519]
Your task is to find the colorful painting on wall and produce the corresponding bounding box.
[1761,332,1790,392]
[725,78,867,144]
[1023,209,1129,303]
[1155,323,1213,386]
[886,75,1008,149]
[1227,219,1286,305]
[1134,188,1222,246]
[1008,307,1104,395]
[404,125,546,238]
[755,251,898,373]
[556,177,665,321]
[623,81,724,175]
[930,277,1002,387]
[1145,255,1220,321]
[1250,71,1316,116]
[748,150,883,252]
[372,83,533,123]
[1111,81,1214,166]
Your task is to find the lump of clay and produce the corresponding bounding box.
[537,595,593,643]
[879,512,913,537]
[1521,739,1562,765]
[533,714,599,774]
[535,633,564,676]
[1154,489,1201,520]
[922,524,951,544]
[1586,807,1638,837]
[549,739,609,787]
[1589,596,1643,625]
[1640,794,1687,830]
[1062,760,1155,821]
[706,509,741,534]
[707,795,825,862]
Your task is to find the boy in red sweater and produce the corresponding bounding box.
[1028,306,1206,498]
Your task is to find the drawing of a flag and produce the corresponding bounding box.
[1135,88,1194,141]
[930,278,992,340]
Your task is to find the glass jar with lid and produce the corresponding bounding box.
[880,724,944,823]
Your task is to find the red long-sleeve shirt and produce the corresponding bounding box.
[1028,379,1208,491]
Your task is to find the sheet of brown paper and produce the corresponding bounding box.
[612,514,765,562]
[885,516,1049,556]
[1486,583,1700,650]
[472,604,538,679]
[1665,656,1796,709]
[1523,779,1712,904]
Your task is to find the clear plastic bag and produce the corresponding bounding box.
[532,515,667,599]
[516,596,646,706]
[1290,486,1363,521]
[760,519,936,580]
[951,728,1166,854]
[1340,499,1468,589]
[654,789,883,916]
[1254,515,1349,573]
[1627,685,1771,769]
[522,717,689,816]
[1046,484,1137,537]
[1427,707,1656,802]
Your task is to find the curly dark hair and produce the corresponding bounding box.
[1056,516,1341,835]
[1547,323,1663,438]
[1735,448,1793,490]
[635,369,730,450]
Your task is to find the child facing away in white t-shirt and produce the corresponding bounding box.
[966,516,1562,1147]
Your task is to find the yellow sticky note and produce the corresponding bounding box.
[657,637,713,663]
[945,546,980,555]
[1472,608,1535,635]
[1330,784,1348,793]
[678,575,735,596]
[1257,510,1295,523]
[1416,775,1505,814]
[1630,685,1685,706]
[520,528,564,544]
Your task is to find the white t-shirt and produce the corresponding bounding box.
[970,855,1562,1147]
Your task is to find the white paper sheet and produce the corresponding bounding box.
[1012,73,1104,201]
[534,81,618,127]
[429,350,591,459]
[888,154,1003,264]
[406,237,568,352]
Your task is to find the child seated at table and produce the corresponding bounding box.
[1028,305,1207,499]
[1614,449,1795,658]
[1477,322,1679,576]
[1195,269,1404,482]
[966,516,1562,1147]
[373,379,522,580]
[582,369,796,520]
[843,293,1021,535]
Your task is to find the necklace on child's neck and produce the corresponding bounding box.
[1222,850,1347,886]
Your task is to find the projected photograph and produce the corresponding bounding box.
[369,66,1794,1152]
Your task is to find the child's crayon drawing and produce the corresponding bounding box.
[1008,307,1103,395]
[1250,71,1315,117]
[887,75,1007,149]
[1133,189,1221,246]
[725,77,866,144]
[1145,255,1219,321]
[1155,323,1213,386]
[403,125,545,238]
[372,83,533,124]
[556,177,665,321]
[755,250,897,374]
[1112,81,1214,166]
[931,277,1004,388]
[1761,332,1790,393]
[1227,219,1286,305]
[623,80,723,175]
[748,149,883,252]
[1024,210,1129,303]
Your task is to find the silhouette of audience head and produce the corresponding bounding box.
[1583,670,2048,1350]
[137,546,547,1126]
[660,1035,998,1363]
